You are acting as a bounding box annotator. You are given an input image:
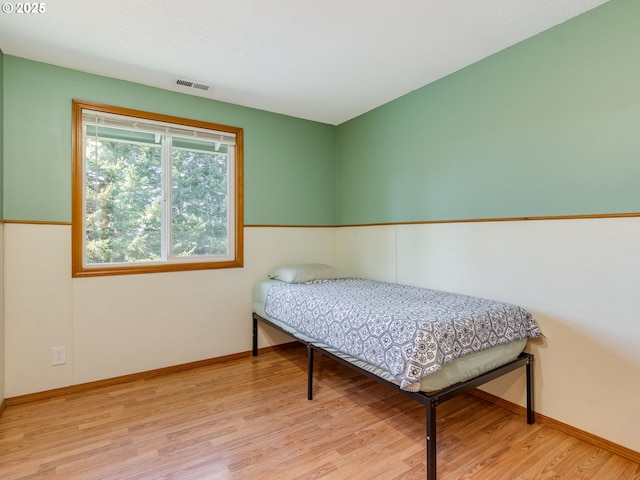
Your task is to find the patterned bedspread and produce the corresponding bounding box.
[264,278,541,391]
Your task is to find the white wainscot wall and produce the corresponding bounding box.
[337,217,640,453]
[5,220,639,453]
[4,224,336,397]
[0,222,5,406]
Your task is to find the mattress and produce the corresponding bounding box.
[253,279,529,393]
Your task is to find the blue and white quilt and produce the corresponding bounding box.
[264,278,541,392]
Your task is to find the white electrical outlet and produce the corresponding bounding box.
[52,346,66,366]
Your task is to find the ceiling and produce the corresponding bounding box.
[0,0,609,125]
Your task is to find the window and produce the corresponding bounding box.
[72,100,243,277]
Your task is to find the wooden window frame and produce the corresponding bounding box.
[71,99,244,277]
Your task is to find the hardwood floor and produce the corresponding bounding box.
[1,346,639,479]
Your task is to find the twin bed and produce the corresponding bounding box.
[252,264,541,480]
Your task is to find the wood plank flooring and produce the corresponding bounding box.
[1,346,639,479]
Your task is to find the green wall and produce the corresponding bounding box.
[336,0,640,225]
[0,48,4,408]
[0,49,4,219]
[3,56,336,225]
[4,0,639,228]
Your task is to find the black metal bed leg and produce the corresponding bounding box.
[426,400,437,480]
[526,354,535,425]
[307,345,314,400]
[252,314,258,357]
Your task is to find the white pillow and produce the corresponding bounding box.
[267,263,348,283]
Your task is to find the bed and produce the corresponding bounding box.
[252,264,541,480]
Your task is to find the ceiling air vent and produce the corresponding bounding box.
[172,77,214,96]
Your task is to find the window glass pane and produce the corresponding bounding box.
[171,141,229,257]
[85,133,162,264]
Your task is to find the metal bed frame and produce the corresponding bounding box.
[252,312,535,480]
